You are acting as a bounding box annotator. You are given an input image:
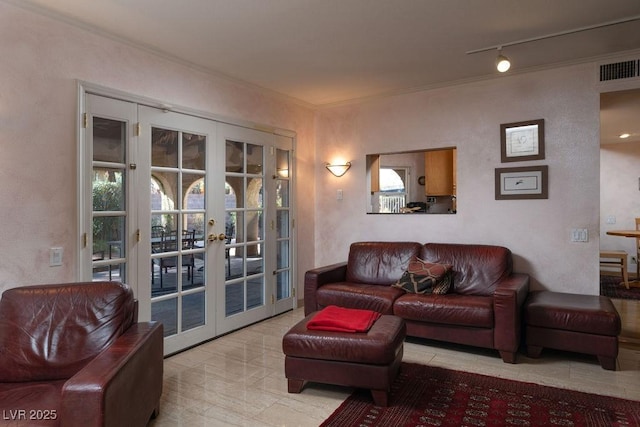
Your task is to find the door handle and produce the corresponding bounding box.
[218,233,226,241]
[207,234,217,242]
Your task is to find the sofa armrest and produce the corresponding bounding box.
[60,321,163,427]
[493,273,530,357]
[304,262,348,315]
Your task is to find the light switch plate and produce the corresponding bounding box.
[570,228,588,242]
[50,247,63,266]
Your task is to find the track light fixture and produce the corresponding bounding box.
[466,15,640,73]
[496,48,511,73]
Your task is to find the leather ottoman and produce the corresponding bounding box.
[524,291,621,370]
[282,312,405,406]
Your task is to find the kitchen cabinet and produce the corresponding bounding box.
[425,148,456,196]
[367,154,381,193]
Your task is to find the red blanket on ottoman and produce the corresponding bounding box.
[306,305,381,333]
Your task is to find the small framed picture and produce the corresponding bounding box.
[495,165,548,200]
[500,119,545,162]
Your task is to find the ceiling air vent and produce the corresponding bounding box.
[600,60,639,82]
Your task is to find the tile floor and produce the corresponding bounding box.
[150,299,640,427]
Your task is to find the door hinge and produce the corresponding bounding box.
[82,233,87,248]
[136,229,141,242]
[271,294,275,304]
[82,113,88,128]
[135,122,141,136]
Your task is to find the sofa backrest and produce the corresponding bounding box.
[0,281,135,382]
[421,243,512,296]
[347,241,422,285]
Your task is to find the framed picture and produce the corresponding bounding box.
[500,119,545,162]
[495,165,548,200]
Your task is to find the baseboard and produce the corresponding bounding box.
[600,271,638,279]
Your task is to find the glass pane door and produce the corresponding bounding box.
[139,106,220,355]
[150,128,208,334]
[82,94,137,286]
[82,94,295,355]
[224,140,265,313]
[92,118,127,282]
[274,142,295,314]
[217,124,274,334]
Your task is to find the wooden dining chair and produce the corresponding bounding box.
[600,250,629,290]
[158,229,195,288]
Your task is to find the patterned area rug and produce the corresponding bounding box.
[321,363,640,426]
[600,274,640,300]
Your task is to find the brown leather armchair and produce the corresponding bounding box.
[0,282,163,427]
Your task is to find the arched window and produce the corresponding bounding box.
[378,167,408,213]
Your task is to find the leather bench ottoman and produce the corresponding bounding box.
[282,312,405,406]
[524,291,621,370]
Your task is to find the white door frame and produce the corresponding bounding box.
[78,82,297,355]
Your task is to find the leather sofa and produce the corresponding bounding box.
[0,282,163,427]
[305,242,530,363]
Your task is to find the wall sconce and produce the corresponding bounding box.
[325,162,351,177]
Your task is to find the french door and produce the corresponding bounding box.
[81,95,138,286]
[138,106,220,354]
[81,92,295,355]
[216,124,295,334]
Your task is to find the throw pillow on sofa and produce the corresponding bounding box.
[392,256,453,294]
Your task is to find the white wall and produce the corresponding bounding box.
[2,1,638,298]
[315,64,604,294]
[600,141,640,274]
[0,2,316,294]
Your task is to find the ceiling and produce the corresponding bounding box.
[10,0,640,107]
[601,88,640,145]
[7,0,640,144]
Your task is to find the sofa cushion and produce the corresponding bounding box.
[525,291,621,336]
[421,243,512,296]
[392,257,453,294]
[346,242,422,285]
[0,282,135,382]
[316,282,405,314]
[393,293,494,328]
